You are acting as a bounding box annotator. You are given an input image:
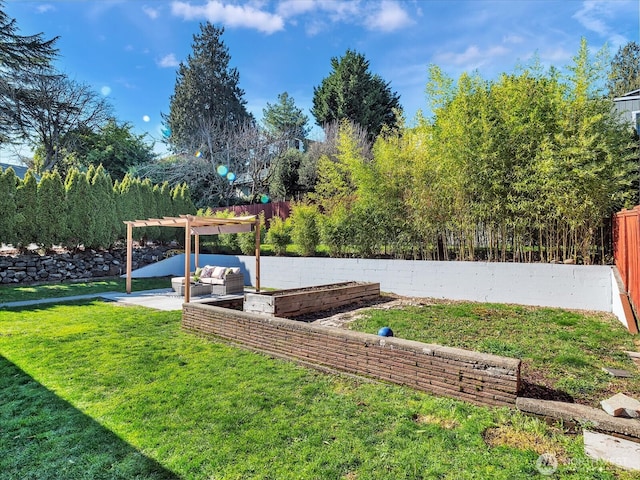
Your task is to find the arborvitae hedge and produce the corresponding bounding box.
[0,166,196,250]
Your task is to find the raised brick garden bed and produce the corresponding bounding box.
[182,303,521,408]
[243,282,380,318]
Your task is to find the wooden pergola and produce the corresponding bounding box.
[124,214,260,302]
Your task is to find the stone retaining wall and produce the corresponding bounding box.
[0,247,167,284]
[182,303,521,407]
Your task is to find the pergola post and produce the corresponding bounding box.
[126,222,132,294]
[194,233,200,270]
[184,216,191,303]
[255,217,261,292]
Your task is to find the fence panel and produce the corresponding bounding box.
[613,207,640,322]
[207,201,290,222]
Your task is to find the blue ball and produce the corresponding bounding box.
[378,326,394,337]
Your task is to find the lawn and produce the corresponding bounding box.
[348,299,640,407]
[0,277,171,303]
[1,300,635,479]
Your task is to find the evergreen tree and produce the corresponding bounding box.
[607,41,640,97]
[269,148,303,200]
[163,23,252,153]
[64,168,92,249]
[90,165,117,248]
[15,169,37,248]
[0,1,58,143]
[36,170,67,248]
[262,92,309,145]
[312,49,401,141]
[0,167,17,245]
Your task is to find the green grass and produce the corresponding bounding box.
[1,301,634,479]
[348,300,639,406]
[0,277,171,303]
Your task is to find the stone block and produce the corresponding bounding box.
[584,430,640,471]
[601,393,640,418]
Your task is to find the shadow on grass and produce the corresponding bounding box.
[0,355,180,480]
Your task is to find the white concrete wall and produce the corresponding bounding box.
[130,254,617,315]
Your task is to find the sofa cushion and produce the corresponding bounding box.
[200,277,224,285]
[211,266,226,279]
[200,265,215,278]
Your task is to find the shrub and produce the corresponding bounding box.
[266,216,292,255]
[290,203,320,256]
[238,213,265,256]
[320,205,352,257]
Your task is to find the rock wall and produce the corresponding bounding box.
[0,247,169,284]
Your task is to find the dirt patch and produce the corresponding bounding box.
[303,293,438,327]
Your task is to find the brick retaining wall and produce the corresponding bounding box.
[182,303,521,407]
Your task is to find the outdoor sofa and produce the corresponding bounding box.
[171,265,244,295]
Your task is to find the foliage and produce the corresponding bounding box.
[20,73,113,174]
[14,169,37,248]
[35,169,67,248]
[238,212,264,256]
[607,40,640,98]
[311,49,401,141]
[0,166,17,244]
[0,1,58,144]
[290,202,320,256]
[300,39,636,263]
[62,119,156,180]
[88,166,118,249]
[163,22,252,154]
[265,216,292,255]
[262,91,309,143]
[64,168,92,249]
[269,148,303,200]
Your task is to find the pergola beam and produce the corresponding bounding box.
[124,214,261,301]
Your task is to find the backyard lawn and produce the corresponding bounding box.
[0,284,638,479]
[346,299,639,408]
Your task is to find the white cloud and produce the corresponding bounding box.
[36,4,55,14]
[434,44,509,70]
[365,1,413,32]
[171,1,284,34]
[503,34,524,45]
[142,5,160,19]
[277,0,316,18]
[573,0,630,48]
[158,53,180,68]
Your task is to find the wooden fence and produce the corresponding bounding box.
[613,207,640,334]
[208,201,290,223]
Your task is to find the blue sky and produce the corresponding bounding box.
[3,0,639,158]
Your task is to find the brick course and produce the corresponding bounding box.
[182,303,521,407]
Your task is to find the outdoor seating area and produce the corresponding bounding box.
[171,265,245,296]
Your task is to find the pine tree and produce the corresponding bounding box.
[262,92,309,144]
[164,22,252,153]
